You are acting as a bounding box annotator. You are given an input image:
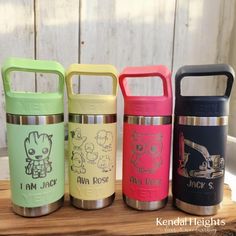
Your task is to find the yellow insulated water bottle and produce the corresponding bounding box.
[66,64,118,209]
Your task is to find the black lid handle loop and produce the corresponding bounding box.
[175,64,235,98]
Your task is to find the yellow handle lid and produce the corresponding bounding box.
[66,64,118,114]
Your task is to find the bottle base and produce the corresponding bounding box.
[12,196,64,217]
[173,197,221,215]
[123,194,167,211]
[70,193,115,210]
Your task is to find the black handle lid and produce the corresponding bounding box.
[176,64,234,98]
[175,64,235,116]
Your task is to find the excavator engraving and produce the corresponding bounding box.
[178,133,224,179]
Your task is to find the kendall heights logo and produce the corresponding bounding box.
[156,217,226,233]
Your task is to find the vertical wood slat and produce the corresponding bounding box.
[35,0,80,120]
[80,0,177,146]
[0,0,35,147]
[172,0,235,96]
[228,2,236,137]
[80,0,176,88]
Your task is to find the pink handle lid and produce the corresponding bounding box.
[119,65,172,116]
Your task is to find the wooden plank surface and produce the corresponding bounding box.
[173,0,236,95]
[228,2,236,137]
[80,0,176,73]
[35,0,80,119]
[0,180,235,235]
[0,0,35,148]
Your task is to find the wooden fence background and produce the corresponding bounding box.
[0,0,236,148]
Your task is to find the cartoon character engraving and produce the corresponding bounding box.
[85,143,98,164]
[97,155,112,172]
[71,151,86,174]
[178,132,224,179]
[70,127,114,174]
[24,131,53,179]
[71,128,87,151]
[131,132,163,174]
[95,130,113,152]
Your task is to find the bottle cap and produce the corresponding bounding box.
[175,64,235,117]
[2,57,65,115]
[66,64,118,115]
[119,65,172,116]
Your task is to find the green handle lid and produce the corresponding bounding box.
[2,57,65,115]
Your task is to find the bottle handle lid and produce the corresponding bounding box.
[2,57,65,96]
[175,64,235,98]
[66,64,118,97]
[119,65,172,99]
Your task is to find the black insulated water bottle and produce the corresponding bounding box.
[172,64,234,215]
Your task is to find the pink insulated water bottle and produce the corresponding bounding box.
[119,66,172,210]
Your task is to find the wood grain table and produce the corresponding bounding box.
[0,180,236,235]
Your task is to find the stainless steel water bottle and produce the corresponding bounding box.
[172,64,234,215]
[66,64,118,209]
[119,65,172,210]
[2,57,65,217]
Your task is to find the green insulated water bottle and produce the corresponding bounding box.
[2,58,65,217]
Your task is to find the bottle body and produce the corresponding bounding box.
[122,115,172,210]
[7,113,64,217]
[68,114,116,209]
[172,116,227,215]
